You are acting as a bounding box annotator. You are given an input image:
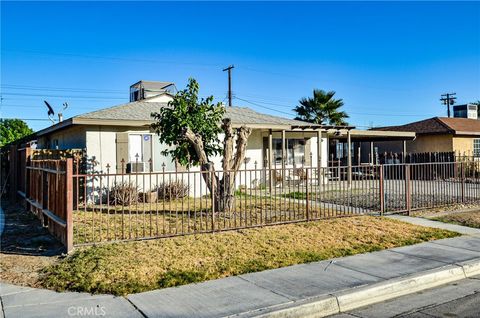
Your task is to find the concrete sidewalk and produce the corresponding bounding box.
[1,218,480,318]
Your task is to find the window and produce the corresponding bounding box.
[271,138,306,165]
[474,139,480,157]
[128,134,152,163]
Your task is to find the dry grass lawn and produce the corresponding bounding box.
[73,197,343,244]
[432,211,480,229]
[411,204,480,228]
[43,216,458,296]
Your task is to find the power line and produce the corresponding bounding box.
[0,104,100,110]
[239,66,314,81]
[2,49,224,68]
[1,92,127,100]
[234,97,296,116]
[234,95,436,118]
[0,117,53,121]
[1,84,124,94]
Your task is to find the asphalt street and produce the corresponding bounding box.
[333,275,480,318]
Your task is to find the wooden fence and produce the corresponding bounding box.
[24,159,74,252]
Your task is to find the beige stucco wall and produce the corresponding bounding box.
[406,134,453,153]
[37,124,330,197]
[37,125,86,150]
[452,136,475,155]
[85,125,175,173]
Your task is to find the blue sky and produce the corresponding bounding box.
[1,1,479,131]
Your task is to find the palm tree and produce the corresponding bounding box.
[294,89,349,126]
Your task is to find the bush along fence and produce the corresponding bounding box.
[12,156,480,252]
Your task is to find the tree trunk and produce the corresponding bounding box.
[182,121,251,213]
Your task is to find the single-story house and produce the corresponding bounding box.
[30,81,415,185]
[373,117,480,157]
[35,100,330,174]
[34,81,416,173]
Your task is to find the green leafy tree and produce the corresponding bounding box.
[0,119,34,147]
[151,78,252,212]
[294,89,349,126]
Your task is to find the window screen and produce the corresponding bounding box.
[271,138,306,165]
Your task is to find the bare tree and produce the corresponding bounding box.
[152,78,251,212]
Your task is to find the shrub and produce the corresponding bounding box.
[109,182,139,206]
[293,168,308,180]
[156,181,189,200]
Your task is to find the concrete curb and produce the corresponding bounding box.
[249,258,480,318]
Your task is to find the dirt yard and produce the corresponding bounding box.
[0,203,64,287]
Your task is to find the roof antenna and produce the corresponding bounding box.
[43,100,69,124]
[58,102,68,122]
[44,100,56,124]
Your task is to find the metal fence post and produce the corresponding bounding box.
[211,170,215,232]
[379,165,385,215]
[461,162,465,203]
[305,168,310,221]
[405,164,411,215]
[65,158,74,253]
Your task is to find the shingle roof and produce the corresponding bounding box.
[437,117,480,133]
[372,117,480,135]
[76,101,314,127]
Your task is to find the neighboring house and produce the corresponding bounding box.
[373,117,480,156]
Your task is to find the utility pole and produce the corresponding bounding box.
[223,65,234,107]
[440,93,456,118]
